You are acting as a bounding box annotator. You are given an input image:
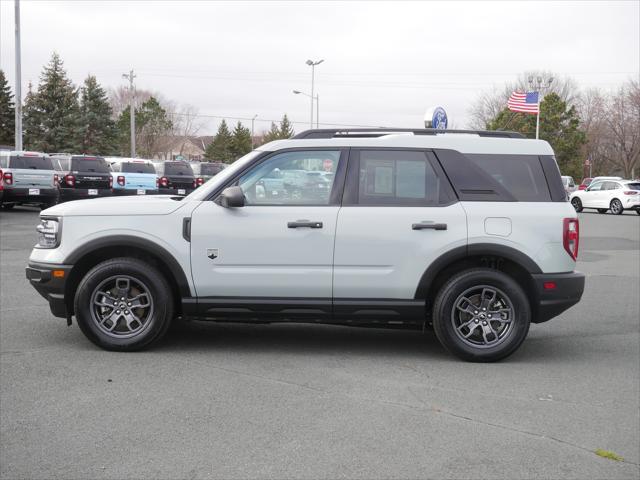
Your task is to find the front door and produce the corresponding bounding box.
[582,181,606,207]
[190,149,346,318]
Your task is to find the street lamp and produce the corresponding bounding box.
[293,90,319,128]
[305,59,323,129]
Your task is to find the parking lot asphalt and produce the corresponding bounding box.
[1,206,638,480]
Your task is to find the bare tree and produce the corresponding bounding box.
[601,80,640,179]
[578,88,608,176]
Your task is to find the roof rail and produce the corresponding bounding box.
[291,128,525,140]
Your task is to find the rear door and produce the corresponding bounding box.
[9,155,56,189]
[121,162,157,190]
[165,162,194,191]
[333,149,466,319]
[72,157,112,189]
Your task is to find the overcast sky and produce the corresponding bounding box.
[1,1,638,135]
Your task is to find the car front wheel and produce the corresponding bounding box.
[74,257,174,351]
[571,197,583,212]
[610,198,624,215]
[432,268,531,362]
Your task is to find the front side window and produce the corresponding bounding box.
[356,150,445,206]
[588,182,604,191]
[238,150,340,205]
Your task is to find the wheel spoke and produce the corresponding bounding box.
[115,277,130,298]
[128,293,150,309]
[480,288,497,309]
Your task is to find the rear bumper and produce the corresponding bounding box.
[60,188,112,201]
[532,271,585,323]
[112,188,159,196]
[1,187,59,204]
[26,262,73,319]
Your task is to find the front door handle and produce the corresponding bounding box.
[288,220,323,229]
[412,222,447,231]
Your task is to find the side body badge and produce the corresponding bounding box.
[206,248,219,260]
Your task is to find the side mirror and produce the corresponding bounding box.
[219,186,245,208]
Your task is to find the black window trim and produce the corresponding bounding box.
[205,147,350,207]
[342,147,458,207]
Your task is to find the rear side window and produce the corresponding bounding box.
[71,157,110,173]
[350,150,453,206]
[465,154,551,202]
[164,163,194,176]
[122,162,155,174]
[9,155,54,170]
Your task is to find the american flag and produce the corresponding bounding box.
[507,91,539,114]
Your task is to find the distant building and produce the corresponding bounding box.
[153,136,214,161]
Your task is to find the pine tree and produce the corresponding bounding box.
[79,75,118,155]
[262,121,281,143]
[230,121,252,159]
[23,52,82,152]
[0,70,15,146]
[279,114,294,138]
[205,120,234,162]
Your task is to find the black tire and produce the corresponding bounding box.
[74,257,174,351]
[597,209,608,214]
[610,198,624,215]
[571,197,583,212]
[2,203,14,210]
[432,268,531,362]
[636,210,640,215]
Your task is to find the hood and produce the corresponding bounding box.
[42,195,188,217]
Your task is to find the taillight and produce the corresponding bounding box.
[623,190,638,195]
[4,171,13,185]
[563,218,579,261]
[159,176,169,187]
[109,176,113,188]
[64,174,75,187]
[117,175,125,186]
[196,177,204,187]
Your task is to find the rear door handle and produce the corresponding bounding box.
[412,222,447,231]
[288,220,323,229]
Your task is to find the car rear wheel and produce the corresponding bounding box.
[74,257,174,351]
[610,199,624,215]
[597,208,608,214]
[571,197,583,212]
[432,268,531,362]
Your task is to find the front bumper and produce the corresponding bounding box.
[26,262,73,319]
[2,187,59,204]
[59,188,113,201]
[112,188,159,196]
[531,271,585,323]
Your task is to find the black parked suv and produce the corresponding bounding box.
[153,161,195,196]
[52,155,113,201]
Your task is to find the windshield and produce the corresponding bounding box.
[71,157,110,173]
[122,162,156,174]
[9,155,54,170]
[186,150,263,201]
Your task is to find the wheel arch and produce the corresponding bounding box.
[63,235,191,316]
[415,244,542,319]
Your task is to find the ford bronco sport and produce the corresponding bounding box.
[26,129,585,362]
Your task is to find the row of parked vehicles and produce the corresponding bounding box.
[0,151,227,209]
[560,174,640,215]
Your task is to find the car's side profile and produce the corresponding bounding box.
[26,129,585,362]
[570,180,640,215]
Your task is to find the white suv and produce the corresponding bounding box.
[26,129,585,362]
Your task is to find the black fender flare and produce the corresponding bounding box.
[414,243,542,299]
[63,235,192,297]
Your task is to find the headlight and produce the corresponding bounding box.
[36,217,61,249]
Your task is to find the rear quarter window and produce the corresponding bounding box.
[465,154,552,202]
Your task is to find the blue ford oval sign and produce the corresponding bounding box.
[431,107,448,130]
[424,106,448,129]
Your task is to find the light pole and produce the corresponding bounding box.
[293,90,319,128]
[306,59,323,129]
[14,0,22,151]
[251,114,257,148]
[122,70,136,157]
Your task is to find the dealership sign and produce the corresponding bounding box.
[424,107,448,130]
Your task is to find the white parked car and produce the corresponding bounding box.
[561,176,576,194]
[26,128,585,362]
[570,180,640,215]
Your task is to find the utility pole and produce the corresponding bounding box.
[122,70,136,157]
[316,94,319,128]
[306,59,323,129]
[251,114,257,148]
[14,0,22,150]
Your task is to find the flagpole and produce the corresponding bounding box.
[535,91,540,140]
